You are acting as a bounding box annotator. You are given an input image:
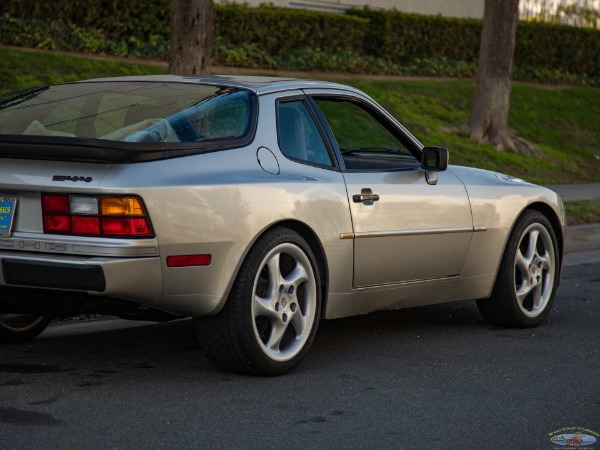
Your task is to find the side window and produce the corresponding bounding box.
[277,100,333,167]
[313,98,418,170]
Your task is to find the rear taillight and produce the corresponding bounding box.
[42,194,154,238]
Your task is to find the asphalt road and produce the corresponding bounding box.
[1,253,599,449]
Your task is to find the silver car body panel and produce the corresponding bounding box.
[343,169,472,287]
[448,165,564,304]
[0,75,566,320]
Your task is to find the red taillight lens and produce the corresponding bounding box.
[102,217,152,236]
[43,215,71,233]
[42,194,69,213]
[71,216,101,235]
[42,194,153,238]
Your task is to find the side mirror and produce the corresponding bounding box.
[421,146,449,171]
[421,147,449,185]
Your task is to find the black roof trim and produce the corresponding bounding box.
[0,135,251,163]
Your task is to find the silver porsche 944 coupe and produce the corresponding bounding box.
[0,75,565,375]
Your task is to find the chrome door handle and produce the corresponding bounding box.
[352,193,380,203]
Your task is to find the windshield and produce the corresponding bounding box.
[0,82,254,144]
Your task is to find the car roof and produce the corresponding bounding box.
[77,74,363,96]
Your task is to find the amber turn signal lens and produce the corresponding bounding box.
[100,197,145,216]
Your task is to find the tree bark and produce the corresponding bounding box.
[469,0,520,151]
[169,0,213,75]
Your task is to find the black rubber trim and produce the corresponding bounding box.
[0,134,254,163]
[2,259,106,292]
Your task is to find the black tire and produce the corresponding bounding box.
[0,314,51,344]
[195,227,322,376]
[477,210,560,328]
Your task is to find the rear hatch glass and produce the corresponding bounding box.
[0,81,256,161]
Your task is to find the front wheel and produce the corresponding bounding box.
[477,210,560,328]
[195,228,322,375]
[0,314,51,343]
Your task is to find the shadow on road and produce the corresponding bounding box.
[0,299,517,380]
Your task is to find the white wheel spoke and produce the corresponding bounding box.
[525,230,539,260]
[515,248,529,276]
[266,321,288,352]
[265,252,282,299]
[516,282,533,304]
[291,310,306,336]
[284,263,308,288]
[254,295,278,320]
[532,284,543,310]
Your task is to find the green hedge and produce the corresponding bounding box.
[215,4,368,55]
[349,9,482,63]
[0,0,171,40]
[515,21,600,77]
[1,1,599,81]
[0,2,367,57]
[0,15,168,59]
[350,8,600,77]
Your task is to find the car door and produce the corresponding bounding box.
[306,92,473,288]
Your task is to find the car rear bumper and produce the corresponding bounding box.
[3,258,106,291]
[0,251,163,308]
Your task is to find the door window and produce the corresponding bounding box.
[313,98,418,170]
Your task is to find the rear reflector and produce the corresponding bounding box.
[167,255,212,267]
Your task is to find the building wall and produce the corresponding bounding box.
[218,0,485,18]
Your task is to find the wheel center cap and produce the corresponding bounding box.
[280,295,289,311]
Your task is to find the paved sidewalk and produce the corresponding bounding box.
[544,183,600,252]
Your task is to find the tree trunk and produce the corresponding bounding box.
[469,0,520,151]
[169,0,213,75]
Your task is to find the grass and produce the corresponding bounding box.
[0,47,165,90]
[1,47,599,186]
[564,199,600,225]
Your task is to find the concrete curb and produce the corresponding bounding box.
[565,223,600,253]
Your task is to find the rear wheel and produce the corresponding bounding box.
[195,228,321,375]
[0,314,51,343]
[477,210,559,327]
